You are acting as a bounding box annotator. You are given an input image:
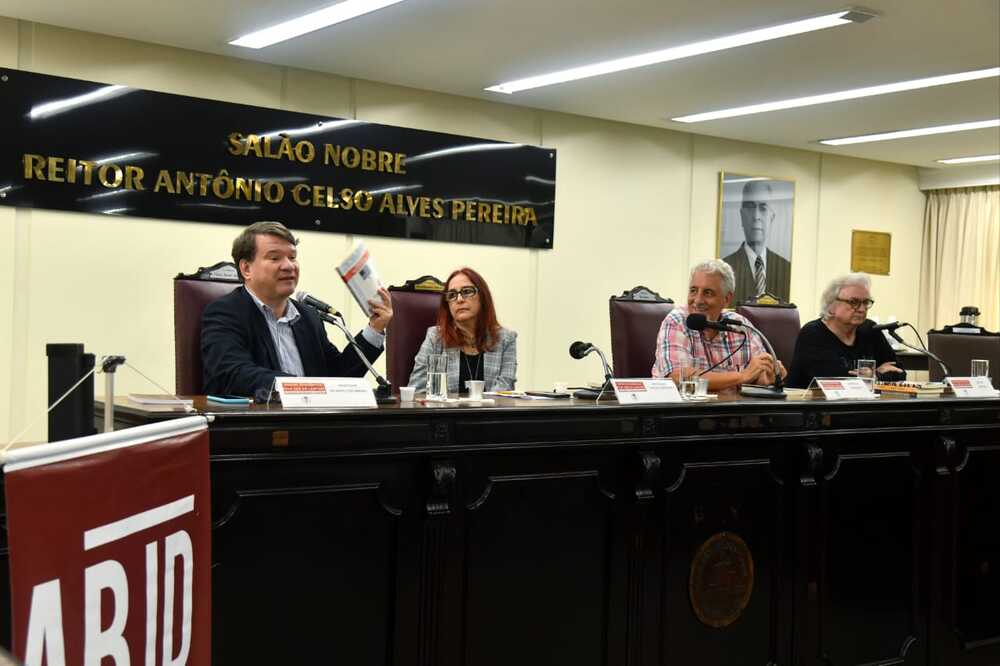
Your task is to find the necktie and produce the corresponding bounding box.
[754,256,766,296]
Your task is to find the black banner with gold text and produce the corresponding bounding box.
[0,69,556,248]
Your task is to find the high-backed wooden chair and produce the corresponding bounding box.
[173,262,240,395]
[387,275,445,392]
[735,294,801,370]
[928,331,1000,389]
[608,286,674,378]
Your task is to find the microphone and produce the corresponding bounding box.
[568,341,614,399]
[870,321,906,332]
[688,313,785,396]
[686,313,741,333]
[296,297,393,402]
[295,291,342,319]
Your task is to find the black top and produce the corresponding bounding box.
[458,351,485,393]
[786,319,898,388]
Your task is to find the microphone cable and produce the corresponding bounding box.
[696,329,748,376]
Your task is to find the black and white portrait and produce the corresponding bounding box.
[717,172,794,303]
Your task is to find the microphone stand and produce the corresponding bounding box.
[890,326,950,378]
[572,345,616,400]
[314,310,395,403]
[731,319,786,399]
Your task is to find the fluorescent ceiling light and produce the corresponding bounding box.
[936,154,1000,164]
[230,0,406,49]
[820,119,1000,145]
[485,9,874,94]
[673,67,1000,123]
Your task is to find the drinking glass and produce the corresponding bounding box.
[971,359,990,378]
[427,354,449,401]
[856,359,877,393]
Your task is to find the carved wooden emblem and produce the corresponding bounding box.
[689,531,755,628]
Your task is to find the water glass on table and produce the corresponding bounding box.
[427,353,449,401]
[856,359,877,393]
[680,360,708,399]
[971,359,990,378]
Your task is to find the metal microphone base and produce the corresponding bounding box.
[740,384,787,399]
[374,381,396,404]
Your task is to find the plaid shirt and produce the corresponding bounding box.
[652,307,765,378]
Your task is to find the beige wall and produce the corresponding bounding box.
[0,17,926,442]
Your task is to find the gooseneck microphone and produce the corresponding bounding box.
[875,322,951,377]
[686,312,785,397]
[686,313,740,334]
[296,295,393,401]
[871,321,905,332]
[295,291,342,318]
[568,341,614,399]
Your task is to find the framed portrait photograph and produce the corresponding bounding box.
[717,172,795,303]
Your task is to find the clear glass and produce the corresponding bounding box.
[682,358,708,399]
[856,359,877,393]
[427,354,449,400]
[971,359,990,377]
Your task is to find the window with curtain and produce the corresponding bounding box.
[919,185,1000,333]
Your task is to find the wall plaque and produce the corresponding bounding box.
[851,230,891,275]
[0,69,556,249]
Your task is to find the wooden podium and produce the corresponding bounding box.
[4,394,999,665]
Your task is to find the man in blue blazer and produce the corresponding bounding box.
[201,221,393,399]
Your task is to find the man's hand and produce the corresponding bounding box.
[741,353,776,385]
[368,287,393,333]
[877,362,903,375]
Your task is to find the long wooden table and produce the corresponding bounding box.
[3,394,1000,665]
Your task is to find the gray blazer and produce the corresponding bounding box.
[408,326,518,393]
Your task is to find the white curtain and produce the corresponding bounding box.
[919,186,1000,333]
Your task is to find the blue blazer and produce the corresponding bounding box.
[201,287,381,398]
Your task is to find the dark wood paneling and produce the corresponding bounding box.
[4,397,1000,666]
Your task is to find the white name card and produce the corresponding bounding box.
[611,378,683,404]
[947,376,999,398]
[275,377,377,408]
[815,378,876,401]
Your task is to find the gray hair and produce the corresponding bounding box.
[690,259,736,297]
[819,273,871,319]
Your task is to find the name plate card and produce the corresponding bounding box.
[815,378,876,401]
[611,379,683,404]
[947,377,999,398]
[275,377,378,408]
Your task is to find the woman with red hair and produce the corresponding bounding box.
[409,267,518,394]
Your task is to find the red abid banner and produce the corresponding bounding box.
[2,416,211,666]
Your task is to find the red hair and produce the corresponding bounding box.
[437,267,501,351]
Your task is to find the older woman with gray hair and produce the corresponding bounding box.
[785,273,903,388]
[653,258,785,392]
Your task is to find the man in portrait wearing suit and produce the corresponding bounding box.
[722,180,791,302]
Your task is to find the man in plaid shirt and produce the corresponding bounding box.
[652,259,785,392]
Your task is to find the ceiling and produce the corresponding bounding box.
[2,0,998,168]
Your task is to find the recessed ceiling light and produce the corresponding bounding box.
[672,67,1000,123]
[485,9,875,94]
[936,154,1000,164]
[819,119,1000,146]
[229,0,407,49]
